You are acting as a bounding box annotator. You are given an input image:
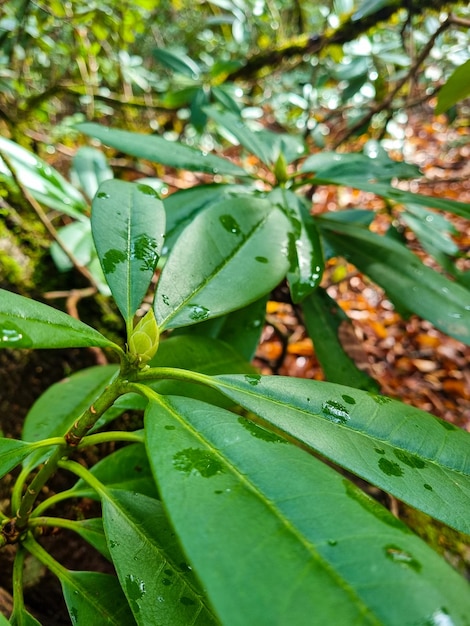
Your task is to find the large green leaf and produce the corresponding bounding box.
[0,136,88,219]
[71,443,157,500]
[318,220,470,344]
[78,123,248,177]
[163,183,249,252]
[155,197,291,330]
[102,490,217,626]
[206,374,470,535]
[91,180,165,325]
[303,288,379,391]
[301,149,421,182]
[50,220,94,272]
[60,571,136,625]
[436,59,470,114]
[68,518,111,561]
[0,289,118,350]
[22,365,119,468]
[145,395,470,625]
[302,166,470,219]
[270,188,324,302]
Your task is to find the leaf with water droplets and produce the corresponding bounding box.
[145,394,470,625]
[92,180,165,325]
[101,489,217,626]
[0,289,117,350]
[155,197,290,330]
[207,374,470,535]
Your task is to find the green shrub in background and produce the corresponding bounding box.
[0,107,470,624]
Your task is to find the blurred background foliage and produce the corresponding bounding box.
[1,0,469,151]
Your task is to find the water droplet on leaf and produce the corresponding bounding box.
[244,374,261,386]
[321,400,350,424]
[189,304,210,322]
[173,448,225,477]
[96,192,110,199]
[384,545,422,572]
[219,214,241,235]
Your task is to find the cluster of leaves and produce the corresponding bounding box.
[1,96,470,623]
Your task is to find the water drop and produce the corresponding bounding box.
[219,214,241,235]
[448,312,462,319]
[1,325,23,344]
[125,575,146,613]
[255,256,268,263]
[244,374,261,386]
[137,184,158,197]
[173,448,225,477]
[180,597,196,606]
[327,539,338,546]
[384,545,422,572]
[97,192,110,199]
[321,400,350,424]
[423,483,433,491]
[378,457,403,477]
[162,294,170,306]
[189,304,210,322]
[341,394,356,405]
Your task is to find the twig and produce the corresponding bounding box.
[331,16,452,148]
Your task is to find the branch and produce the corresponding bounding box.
[226,0,459,82]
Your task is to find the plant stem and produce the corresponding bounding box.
[77,430,144,448]
[15,377,127,530]
[10,546,27,621]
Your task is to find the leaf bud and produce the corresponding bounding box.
[128,308,159,366]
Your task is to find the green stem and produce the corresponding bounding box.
[136,366,213,387]
[22,533,70,581]
[77,430,144,448]
[28,515,95,534]
[57,459,108,499]
[29,488,77,519]
[10,545,28,621]
[15,377,127,530]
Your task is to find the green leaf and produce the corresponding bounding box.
[401,205,459,258]
[0,438,37,479]
[0,136,88,220]
[60,570,136,625]
[50,220,93,272]
[145,395,470,625]
[436,59,470,114]
[301,150,420,182]
[318,220,470,345]
[270,189,324,302]
[69,518,112,561]
[102,490,217,626]
[303,288,379,391]
[22,365,119,467]
[155,197,290,330]
[190,87,210,132]
[71,146,113,201]
[304,171,470,219]
[163,183,249,252]
[92,180,165,325]
[0,289,118,350]
[208,374,470,535]
[153,47,201,79]
[71,444,157,500]
[78,123,248,177]
[211,85,241,115]
[206,107,306,165]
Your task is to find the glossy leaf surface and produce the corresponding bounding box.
[208,375,470,534]
[50,220,94,272]
[153,47,201,79]
[270,189,324,302]
[436,58,470,114]
[319,220,470,345]
[71,146,113,201]
[78,123,247,177]
[60,570,135,625]
[145,395,470,625]
[155,197,290,330]
[0,289,117,350]
[102,489,217,626]
[92,180,165,324]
